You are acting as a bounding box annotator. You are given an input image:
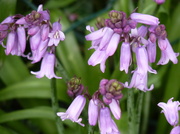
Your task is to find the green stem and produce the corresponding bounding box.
[51,78,64,134]
[127,89,144,134]
[141,92,151,134]
[88,125,94,134]
[127,89,136,134]
[136,91,144,134]
[56,59,70,82]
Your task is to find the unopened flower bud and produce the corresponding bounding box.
[67,77,84,97]
[34,12,41,19]
[99,79,124,104]
[96,17,105,29]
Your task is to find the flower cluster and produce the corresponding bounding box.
[158,98,180,134]
[0,5,65,79]
[57,78,124,134]
[85,10,179,92]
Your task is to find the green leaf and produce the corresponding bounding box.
[114,0,134,15]
[0,0,16,21]
[0,47,6,70]
[44,0,75,9]
[0,55,29,85]
[0,107,55,123]
[0,125,16,134]
[0,77,51,101]
[115,112,128,134]
[168,3,180,41]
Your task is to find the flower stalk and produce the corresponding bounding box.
[127,89,136,134]
[51,78,64,134]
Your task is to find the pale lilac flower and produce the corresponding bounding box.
[131,25,148,38]
[86,26,121,72]
[88,49,108,73]
[0,24,8,43]
[105,33,120,56]
[29,39,49,63]
[154,0,165,4]
[120,42,131,73]
[170,126,180,134]
[57,95,86,126]
[157,38,179,65]
[98,107,120,134]
[147,39,157,63]
[28,26,40,36]
[98,27,114,50]
[41,24,50,41]
[109,99,121,120]
[88,99,99,126]
[85,26,109,44]
[130,26,149,53]
[5,31,16,55]
[158,38,168,50]
[29,29,41,50]
[31,53,62,79]
[4,31,22,56]
[135,46,157,74]
[1,16,14,24]
[17,26,26,53]
[130,13,160,26]
[125,70,154,92]
[86,26,120,55]
[158,97,180,126]
[48,21,65,46]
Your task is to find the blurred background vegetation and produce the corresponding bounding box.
[0,0,180,134]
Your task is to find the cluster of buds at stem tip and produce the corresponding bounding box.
[57,79,123,134]
[0,4,65,79]
[67,76,84,98]
[85,9,179,92]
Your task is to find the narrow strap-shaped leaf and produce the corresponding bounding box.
[0,107,55,123]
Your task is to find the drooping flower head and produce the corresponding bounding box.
[31,52,62,79]
[125,70,154,92]
[120,42,131,73]
[85,10,138,73]
[148,25,179,65]
[0,15,26,56]
[97,79,124,120]
[88,99,99,126]
[158,97,180,126]
[98,107,120,134]
[57,95,86,126]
